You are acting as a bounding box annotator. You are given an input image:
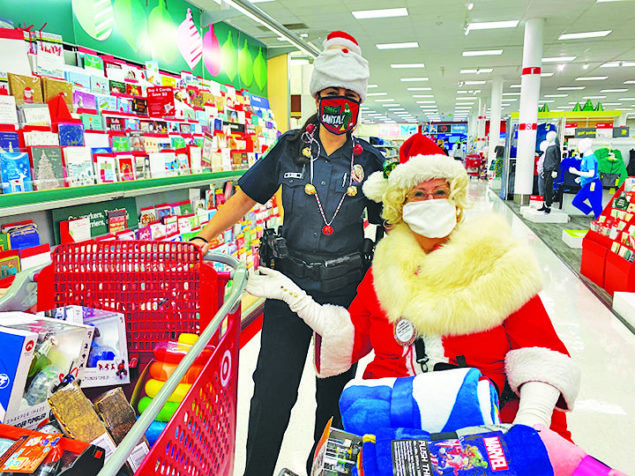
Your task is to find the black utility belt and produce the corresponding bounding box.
[276,252,363,281]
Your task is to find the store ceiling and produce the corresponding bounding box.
[189,0,635,124]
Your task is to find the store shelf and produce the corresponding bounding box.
[510,110,622,119]
[0,170,247,218]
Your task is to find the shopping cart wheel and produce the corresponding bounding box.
[278,469,300,476]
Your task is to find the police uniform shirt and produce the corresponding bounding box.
[238,130,384,259]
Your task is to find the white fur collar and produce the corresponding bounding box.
[372,214,543,336]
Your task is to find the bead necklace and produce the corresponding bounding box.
[301,125,362,235]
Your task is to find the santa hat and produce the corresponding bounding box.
[363,133,468,203]
[309,31,369,102]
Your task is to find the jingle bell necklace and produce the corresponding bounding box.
[301,124,363,236]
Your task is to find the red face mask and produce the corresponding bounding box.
[318,96,360,135]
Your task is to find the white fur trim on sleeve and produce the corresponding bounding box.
[314,304,355,378]
[505,347,580,411]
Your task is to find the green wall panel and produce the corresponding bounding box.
[0,0,75,42]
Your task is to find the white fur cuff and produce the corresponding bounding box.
[505,347,580,411]
[314,305,355,378]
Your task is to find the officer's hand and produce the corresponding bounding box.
[575,177,581,184]
[246,267,297,301]
[551,171,558,178]
[190,237,210,255]
[568,166,579,175]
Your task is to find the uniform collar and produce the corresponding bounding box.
[316,133,353,160]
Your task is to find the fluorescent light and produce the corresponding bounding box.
[503,92,521,96]
[382,104,401,107]
[625,80,635,84]
[401,77,429,82]
[583,95,607,99]
[412,95,434,98]
[558,86,585,90]
[619,98,635,101]
[377,42,419,50]
[540,100,555,103]
[460,68,493,74]
[541,72,554,77]
[603,103,622,105]
[367,84,378,88]
[366,92,388,96]
[544,94,568,97]
[416,100,436,104]
[462,49,503,56]
[542,56,576,63]
[391,63,425,68]
[601,61,635,68]
[353,8,408,19]
[559,30,611,40]
[464,80,486,85]
[576,76,608,81]
[456,91,468,94]
[456,97,477,101]
[557,64,566,71]
[501,98,518,101]
[510,84,521,88]
[466,20,519,32]
[407,87,432,91]
[601,89,628,92]
[300,33,308,38]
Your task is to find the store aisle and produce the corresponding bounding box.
[234,181,635,476]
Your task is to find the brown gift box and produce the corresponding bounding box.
[94,388,139,445]
[41,76,73,106]
[8,73,43,105]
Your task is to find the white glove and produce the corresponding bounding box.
[551,171,558,178]
[575,177,581,184]
[568,166,579,175]
[246,267,344,335]
[513,381,560,428]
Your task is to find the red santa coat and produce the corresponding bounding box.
[313,214,580,438]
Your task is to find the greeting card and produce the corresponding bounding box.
[63,69,91,90]
[0,131,20,152]
[94,154,118,183]
[63,146,95,186]
[58,123,85,146]
[73,90,97,111]
[139,207,157,227]
[23,130,59,147]
[125,118,140,131]
[129,132,145,151]
[176,151,190,175]
[95,94,118,113]
[135,155,149,179]
[111,135,131,152]
[0,95,18,125]
[155,204,172,221]
[8,73,43,105]
[116,154,135,181]
[18,104,51,127]
[105,115,126,132]
[149,153,168,178]
[84,133,110,149]
[90,75,109,95]
[116,97,133,114]
[41,77,73,106]
[143,136,160,153]
[170,135,186,149]
[126,83,142,96]
[80,113,104,131]
[30,146,65,190]
[0,152,33,193]
[109,80,126,94]
[107,209,127,234]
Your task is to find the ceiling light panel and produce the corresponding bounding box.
[466,20,519,31]
[353,8,408,19]
[601,89,628,92]
[464,80,487,85]
[412,95,434,98]
[544,94,568,97]
[576,76,608,81]
[401,77,429,82]
[460,68,493,74]
[375,99,396,102]
[600,61,635,68]
[407,87,432,91]
[462,50,503,56]
[559,31,611,40]
[391,63,425,68]
[583,95,607,99]
[376,42,419,49]
[366,92,388,96]
[542,56,576,63]
[558,86,585,90]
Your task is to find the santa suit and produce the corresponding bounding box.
[313,214,579,439]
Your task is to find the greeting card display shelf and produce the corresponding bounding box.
[0,170,246,218]
[581,179,635,295]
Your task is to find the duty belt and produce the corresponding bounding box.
[276,252,363,281]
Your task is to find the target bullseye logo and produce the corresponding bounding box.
[220,350,231,387]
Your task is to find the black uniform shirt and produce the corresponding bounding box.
[238,130,385,258]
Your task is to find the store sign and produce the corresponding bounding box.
[51,197,137,245]
[452,124,467,134]
[595,122,613,129]
[613,127,630,138]
[575,128,596,138]
[437,124,451,133]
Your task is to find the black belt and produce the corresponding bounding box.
[277,252,363,281]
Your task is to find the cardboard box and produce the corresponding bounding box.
[0,313,93,429]
[38,306,130,388]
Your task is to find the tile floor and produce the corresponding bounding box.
[233,181,635,476]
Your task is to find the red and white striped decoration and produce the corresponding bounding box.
[177,8,203,69]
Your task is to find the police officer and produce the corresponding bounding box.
[190,31,384,476]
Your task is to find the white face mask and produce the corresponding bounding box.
[402,199,457,238]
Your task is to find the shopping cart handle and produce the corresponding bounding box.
[0,261,51,312]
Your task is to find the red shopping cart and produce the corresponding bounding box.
[465,154,482,179]
[0,241,247,476]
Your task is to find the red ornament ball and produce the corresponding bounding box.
[353,144,363,156]
[306,123,316,134]
[342,48,349,54]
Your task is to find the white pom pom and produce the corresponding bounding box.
[362,171,388,202]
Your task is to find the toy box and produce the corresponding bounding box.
[0,313,93,429]
[38,306,130,388]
